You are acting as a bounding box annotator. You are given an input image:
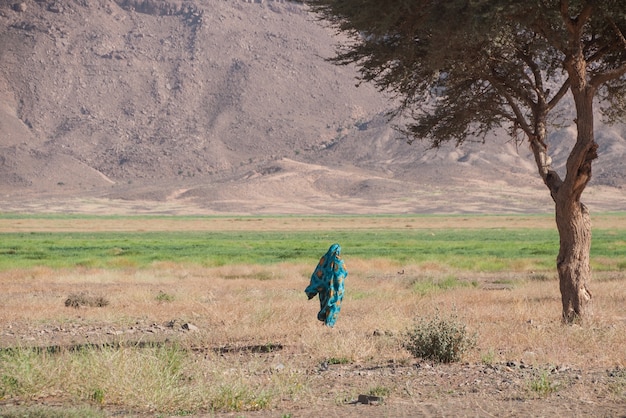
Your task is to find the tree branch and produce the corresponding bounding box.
[588,16,626,88]
[517,49,546,105]
[560,0,594,36]
[547,78,571,111]
[607,16,626,51]
[488,77,534,138]
[590,62,626,89]
[489,67,537,110]
[531,1,567,51]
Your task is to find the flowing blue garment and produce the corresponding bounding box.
[305,243,348,327]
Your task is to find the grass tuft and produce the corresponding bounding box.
[528,370,558,397]
[411,275,475,295]
[156,290,175,302]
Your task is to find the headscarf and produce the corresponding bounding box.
[305,243,348,327]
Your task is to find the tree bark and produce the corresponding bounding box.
[554,197,593,323]
[555,47,598,323]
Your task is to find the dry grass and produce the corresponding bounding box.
[1,260,625,415]
[1,262,624,370]
[2,213,626,233]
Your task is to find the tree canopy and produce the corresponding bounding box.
[308,0,626,145]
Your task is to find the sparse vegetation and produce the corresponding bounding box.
[0,406,105,418]
[368,385,390,397]
[0,344,287,414]
[411,275,476,295]
[156,290,175,303]
[481,349,497,366]
[327,357,351,365]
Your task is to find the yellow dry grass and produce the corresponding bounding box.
[1,261,624,370]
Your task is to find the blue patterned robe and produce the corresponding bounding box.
[305,243,347,327]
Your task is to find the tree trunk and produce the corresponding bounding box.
[554,198,593,323]
[556,51,597,323]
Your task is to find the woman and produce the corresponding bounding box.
[305,243,348,328]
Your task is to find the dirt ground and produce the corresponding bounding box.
[1,320,625,417]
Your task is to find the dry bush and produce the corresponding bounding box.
[64,292,109,308]
[404,311,477,363]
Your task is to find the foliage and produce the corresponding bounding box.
[404,312,477,363]
[307,0,626,144]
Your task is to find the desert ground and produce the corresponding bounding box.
[1,215,625,417]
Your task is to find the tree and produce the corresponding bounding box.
[307,0,626,323]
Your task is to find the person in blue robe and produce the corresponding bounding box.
[305,243,347,327]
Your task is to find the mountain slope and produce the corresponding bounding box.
[0,0,623,214]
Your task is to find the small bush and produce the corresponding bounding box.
[65,292,109,308]
[368,385,390,397]
[90,387,105,405]
[404,312,476,363]
[481,349,496,365]
[156,290,175,302]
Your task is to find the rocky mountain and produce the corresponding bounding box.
[0,0,624,214]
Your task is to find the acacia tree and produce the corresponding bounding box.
[307,0,626,323]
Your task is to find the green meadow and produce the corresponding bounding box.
[0,215,624,272]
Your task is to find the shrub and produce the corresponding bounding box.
[156,290,175,302]
[64,292,109,308]
[403,312,476,363]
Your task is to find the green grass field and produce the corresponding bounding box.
[1,221,624,271]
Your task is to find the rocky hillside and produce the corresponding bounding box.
[0,0,624,214]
